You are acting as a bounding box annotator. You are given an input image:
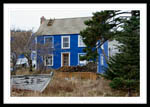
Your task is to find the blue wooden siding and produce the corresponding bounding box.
[36,34,108,73]
[36,34,86,69]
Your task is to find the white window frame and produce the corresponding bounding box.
[61,36,70,49]
[44,54,53,66]
[78,53,87,66]
[61,52,70,67]
[101,54,104,65]
[44,36,54,48]
[78,35,86,47]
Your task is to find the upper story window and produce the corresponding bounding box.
[44,37,53,48]
[61,36,70,49]
[78,35,86,47]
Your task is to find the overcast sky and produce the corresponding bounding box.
[10,9,102,32]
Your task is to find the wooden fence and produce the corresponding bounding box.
[55,72,98,80]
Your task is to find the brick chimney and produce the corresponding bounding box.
[40,16,46,24]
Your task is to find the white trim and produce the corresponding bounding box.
[61,36,70,49]
[78,35,86,47]
[44,54,54,66]
[61,52,70,67]
[101,44,104,49]
[44,36,54,48]
[78,53,87,65]
[101,54,104,65]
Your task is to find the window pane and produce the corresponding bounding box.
[79,35,86,47]
[45,37,53,47]
[45,55,53,66]
[62,37,69,48]
[63,37,68,43]
[63,43,69,47]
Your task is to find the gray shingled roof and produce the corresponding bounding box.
[35,17,91,36]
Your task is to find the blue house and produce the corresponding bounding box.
[34,16,108,73]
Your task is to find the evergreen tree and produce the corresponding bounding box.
[80,10,130,62]
[103,11,140,96]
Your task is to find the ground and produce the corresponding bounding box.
[11,68,139,97]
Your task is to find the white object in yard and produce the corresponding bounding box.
[16,58,29,66]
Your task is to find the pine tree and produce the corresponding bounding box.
[80,10,130,62]
[103,11,140,96]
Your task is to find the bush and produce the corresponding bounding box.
[56,62,97,72]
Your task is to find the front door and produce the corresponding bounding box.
[62,53,69,66]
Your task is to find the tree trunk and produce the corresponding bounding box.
[101,48,109,64]
[101,48,114,73]
[24,54,33,72]
[29,59,32,72]
[128,88,132,97]
[12,63,16,75]
[12,59,17,73]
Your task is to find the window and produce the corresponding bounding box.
[78,35,86,47]
[78,53,87,66]
[101,54,104,65]
[44,54,53,66]
[62,36,70,49]
[44,37,53,48]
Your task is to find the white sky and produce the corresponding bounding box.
[9,4,136,33]
[10,9,101,32]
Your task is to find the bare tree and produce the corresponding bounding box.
[36,40,56,72]
[11,29,59,73]
[11,30,34,72]
[11,31,28,72]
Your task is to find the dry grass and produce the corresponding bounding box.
[11,71,139,97]
[11,68,53,75]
